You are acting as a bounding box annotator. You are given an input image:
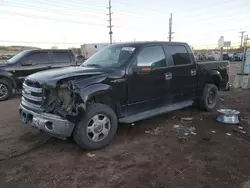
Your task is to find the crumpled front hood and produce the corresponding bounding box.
[27,66,107,86]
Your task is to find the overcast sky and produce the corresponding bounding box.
[0,0,250,49]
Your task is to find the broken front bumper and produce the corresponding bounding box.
[19,104,75,138]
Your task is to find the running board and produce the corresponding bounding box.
[119,101,193,124]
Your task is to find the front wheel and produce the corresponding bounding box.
[199,83,218,111]
[73,103,118,150]
[0,79,13,101]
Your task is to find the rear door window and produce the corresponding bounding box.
[167,45,191,66]
[52,52,71,63]
[26,52,49,65]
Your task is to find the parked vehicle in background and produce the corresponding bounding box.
[81,43,109,60]
[223,53,229,60]
[0,49,79,101]
[228,53,234,61]
[0,54,13,60]
[234,52,243,61]
[205,51,220,61]
[19,42,230,150]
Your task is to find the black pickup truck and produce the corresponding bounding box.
[0,49,78,101]
[19,42,230,150]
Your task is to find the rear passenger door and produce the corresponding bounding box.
[164,45,197,102]
[50,51,74,69]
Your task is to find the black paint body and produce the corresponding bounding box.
[26,42,229,120]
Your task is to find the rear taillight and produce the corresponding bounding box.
[226,64,230,74]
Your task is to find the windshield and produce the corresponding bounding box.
[82,45,136,68]
[6,50,28,64]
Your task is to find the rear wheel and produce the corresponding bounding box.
[0,79,13,101]
[73,103,118,150]
[199,83,218,111]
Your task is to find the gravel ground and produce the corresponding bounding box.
[1,62,250,188]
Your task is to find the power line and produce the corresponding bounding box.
[0,10,106,27]
[2,1,250,29]
[0,40,83,44]
[0,1,106,19]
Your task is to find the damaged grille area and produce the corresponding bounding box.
[21,78,84,123]
[22,79,44,111]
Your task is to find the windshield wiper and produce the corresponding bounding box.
[85,64,102,68]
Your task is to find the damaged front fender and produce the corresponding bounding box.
[77,83,112,103]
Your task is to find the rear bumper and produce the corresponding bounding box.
[19,104,75,138]
[223,82,231,91]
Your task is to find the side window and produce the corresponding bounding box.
[137,46,167,68]
[27,52,49,65]
[168,45,191,66]
[52,52,71,63]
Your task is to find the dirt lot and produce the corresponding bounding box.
[1,62,250,188]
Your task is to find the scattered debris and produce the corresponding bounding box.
[242,179,250,188]
[233,128,246,134]
[238,126,244,130]
[145,127,161,135]
[226,133,232,136]
[87,153,95,158]
[212,131,216,133]
[172,116,179,120]
[220,97,225,102]
[153,127,161,135]
[217,109,240,124]
[131,123,135,126]
[181,117,193,121]
[174,125,180,129]
[241,118,249,122]
[173,125,196,136]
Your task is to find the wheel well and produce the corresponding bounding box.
[0,76,15,88]
[88,95,117,113]
[210,75,220,89]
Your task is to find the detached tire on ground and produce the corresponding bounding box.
[199,83,218,111]
[73,103,118,150]
[0,79,13,101]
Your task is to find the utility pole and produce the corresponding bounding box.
[241,34,248,73]
[168,13,174,42]
[239,31,246,49]
[107,0,113,44]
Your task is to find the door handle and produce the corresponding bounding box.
[165,72,172,80]
[190,69,197,76]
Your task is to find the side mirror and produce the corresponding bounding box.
[22,61,32,66]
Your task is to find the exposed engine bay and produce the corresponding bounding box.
[42,79,84,123]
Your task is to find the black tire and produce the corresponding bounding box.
[73,103,118,150]
[0,79,13,101]
[199,83,218,111]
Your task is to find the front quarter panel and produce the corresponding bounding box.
[73,70,127,108]
[79,83,112,102]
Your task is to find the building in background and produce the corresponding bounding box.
[81,43,109,59]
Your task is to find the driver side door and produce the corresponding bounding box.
[127,45,170,115]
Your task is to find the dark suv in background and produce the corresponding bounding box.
[0,49,79,101]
